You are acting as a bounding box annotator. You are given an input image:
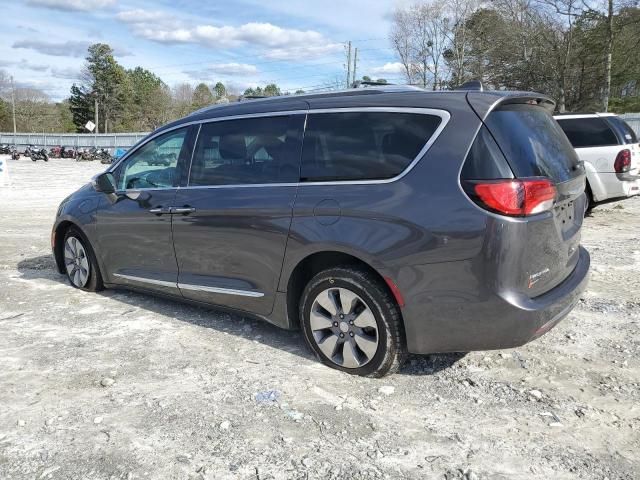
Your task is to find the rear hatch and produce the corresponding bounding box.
[463,96,586,297]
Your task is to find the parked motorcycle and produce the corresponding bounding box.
[0,144,10,154]
[10,146,20,160]
[61,146,77,159]
[25,145,49,162]
[49,145,63,158]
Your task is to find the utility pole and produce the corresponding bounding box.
[353,47,358,86]
[10,76,16,146]
[94,96,98,147]
[346,41,352,89]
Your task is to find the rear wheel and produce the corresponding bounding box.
[300,267,405,377]
[63,228,103,292]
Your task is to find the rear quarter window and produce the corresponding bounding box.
[604,116,638,144]
[485,105,582,183]
[300,111,442,182]
[556,117,620,148]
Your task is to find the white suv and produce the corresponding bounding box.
[554,113,639,209]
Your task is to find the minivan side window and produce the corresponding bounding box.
[556,117,619,148]
[189,115,304,186]
[300,112,442,182]
[113,127,188,190]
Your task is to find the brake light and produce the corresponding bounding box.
[614,149,631,173]
[467,178,557,216]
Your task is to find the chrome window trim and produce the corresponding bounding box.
[298,107,450,186]
[182,107,450,190]
[113,273,177,289]
[108,110,308,174]
[178,283,264,297]
[110,107,450,191]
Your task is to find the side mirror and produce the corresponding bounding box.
[92,172,116,194]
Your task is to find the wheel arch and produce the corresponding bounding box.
[284,250,404,332]
[53,220,98,275]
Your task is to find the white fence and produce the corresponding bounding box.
[0,132,150,149]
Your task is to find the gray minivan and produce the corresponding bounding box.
[52,86,590,377]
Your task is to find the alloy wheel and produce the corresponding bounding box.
[64,236,90,288]
[309,287,379,368]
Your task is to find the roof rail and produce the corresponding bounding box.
[457,80,484,91]
[352,80,395,88]
[238,95,269,102]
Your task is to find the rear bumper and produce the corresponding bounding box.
[596,172,640,201]
[402,246,590,354]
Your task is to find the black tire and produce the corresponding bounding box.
[299,266,405,377]
[584,183,594,215]
[63,227,104,292]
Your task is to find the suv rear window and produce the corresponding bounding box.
[300,112,442,182]
[605,116,638,144]
[555,117,619,148]
[485,105,581,182]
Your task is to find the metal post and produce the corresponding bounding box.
[346,41,352,89]
[353,48,358,86]
[94,96,98,147]
[10,76,16,146]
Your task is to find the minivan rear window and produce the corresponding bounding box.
[555,117,619,148]
[300,112,442,182]
[485,105,581,183]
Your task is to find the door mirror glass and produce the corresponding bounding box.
[92,172,116,194]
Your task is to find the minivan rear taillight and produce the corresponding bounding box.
[464,178,557,217]
[614,149,631,173]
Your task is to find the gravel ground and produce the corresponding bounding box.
[0,157,638,480]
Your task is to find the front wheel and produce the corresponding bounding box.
[63,228,103,292]
[300,267,405,377]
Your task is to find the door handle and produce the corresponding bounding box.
[170,206,196,214]
[149,207,171,215]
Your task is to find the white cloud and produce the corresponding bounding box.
[117,11,340,59]
[13,39,90,57]
[51,67,82,80]
[12,39,130,58]
[207,63,259,75]
[27,0,116,11]
[370,62,406,76]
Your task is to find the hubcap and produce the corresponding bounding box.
[64,237,90,288]
[309,287,379,369]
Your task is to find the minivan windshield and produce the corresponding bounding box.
[485,104,582,183]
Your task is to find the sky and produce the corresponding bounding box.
[0,0,407,101]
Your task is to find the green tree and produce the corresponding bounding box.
[192,83,214,110]
[82,43,129,133]
[126,67,170,130]
[69,83,94,133]
[213,81,227,98]
[263,83,281,96]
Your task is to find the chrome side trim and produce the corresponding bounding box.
[178,283,264,297]
[113,273,177,288]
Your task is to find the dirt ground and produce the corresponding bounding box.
[0,157,638,480]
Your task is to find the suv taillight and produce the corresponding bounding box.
[464,178,557,217]
[614,149,631,173]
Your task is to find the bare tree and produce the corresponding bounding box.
[390,0,454,89]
